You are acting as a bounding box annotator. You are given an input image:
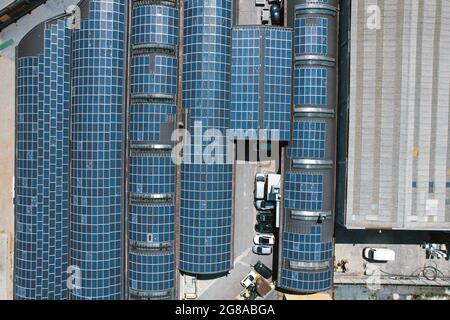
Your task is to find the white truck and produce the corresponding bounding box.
[266,174,281,198]
[266,174,281,227]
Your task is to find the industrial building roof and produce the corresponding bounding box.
[341,0,450,230]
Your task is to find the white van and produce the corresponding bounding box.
[254,173,266,200]
[363,248,395,262]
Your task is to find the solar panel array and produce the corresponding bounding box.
[282,227,333,262]
[131,54,177,97]
[231,26,292,141]
[288,120,326,159]
[279,0,337,294]
[128,1,178,299]
[294,67,328,106]
[15,17,71,300]
[295,17,328,56]
[15,56,39,300]
[180,0,233,275]
[128,251,175,300]
[131,5,178,48]
[70,0,126,299]
[284,172,324,212]
[129,104,176,142]
[281,226,333,292]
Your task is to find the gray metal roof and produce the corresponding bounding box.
[343,0,450,230]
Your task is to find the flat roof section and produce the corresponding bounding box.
[343,0,450,230]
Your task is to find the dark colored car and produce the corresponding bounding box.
[255,223,274,234]
[257,213,273,223]
[254,261,272,279]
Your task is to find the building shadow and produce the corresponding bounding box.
[335,224,450,245]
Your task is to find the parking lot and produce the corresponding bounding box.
[195,160,281,300]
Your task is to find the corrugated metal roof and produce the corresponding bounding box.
[345,0,450,230]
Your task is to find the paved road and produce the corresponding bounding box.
[233,161,258,258]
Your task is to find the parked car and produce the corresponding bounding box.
[363,248,395,262]
[255,200,275,211]
[252,245,272,255]
[240,271,257,288]
[253,261,272,279]
[253,234,275,246]
[254,173,266,200]
[257,213,274,223]
[255,223,274,234]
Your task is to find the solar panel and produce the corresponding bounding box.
[128,2,178,299]
[231,27,260,139]
[288,120,327,159]
[295,17,328,56]
[36,20,71,300]
[15,56,39,300]
[129,103,176,143]
[279,226,333,292]
[131,54,177,98]
[284,171,324,211]
[132,5,179,48]
[179,0,232,274]
[179,0,233,274]
[263,28,292,141]
[129,155,175,196]
[282,227,333,262]
[70,0,126,300]
[294,67,328,106]
[129,205,175,246]
[231,26,292,141]
[128,251,175,299]
[279,0,337,294]
[15,17,71,300]
[280,269,332,292]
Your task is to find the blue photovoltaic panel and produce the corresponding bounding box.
[129,205,175,245]
[231,27,260,138]
[128,2,178,299]
[284,172,323,211]
[294,67,327,106]
[35,20,71,300]
[288,120,326,159]
[180,164,233,274]
[131,54,177,97]
[129,155,175,196]
[15,56,39,300]
[231,27,292,141]
[295,17,328,56]
[280,227,333,293]
[131,5,179,48]
[15,18,71,300]
[71,0,125,300]
[129,103,175,142]
[129,252,175,299]
[282,227,333,262]
[180,0,233,274]
[263,28,292,141]
[278,0,336,295]
[280,269,332,292]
